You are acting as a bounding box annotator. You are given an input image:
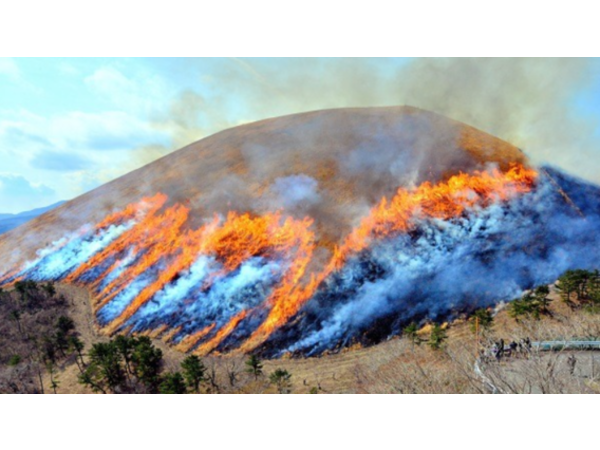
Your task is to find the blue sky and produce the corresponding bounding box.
[1,57,599,213]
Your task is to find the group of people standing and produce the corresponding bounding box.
[482,337,532,362]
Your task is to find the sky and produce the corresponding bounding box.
[1,57,599,213]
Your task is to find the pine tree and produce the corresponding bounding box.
[403,322,421,350]
[181,355,206,393]
[509,285,553,321]
[114,335,135,377]
[42,282,56,298]
[427,323,447,350]
[79,341,126,393]
[69,336,86,371]
[556,271,578,304]
[9,310,22,334]
[159,372,187,394]
[470,308,494,334]
[245,354,264,380]
[269,369,292,394]
[131,336,163,393]
[533,285,552,315]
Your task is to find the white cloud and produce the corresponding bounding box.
[85,66,172,115]
[0,107,171,203]
[0,60,183,210]
[0,173,57,214]
[0,108,169,156]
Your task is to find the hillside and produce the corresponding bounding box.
[1,106,599,360]
[0,106,524,272]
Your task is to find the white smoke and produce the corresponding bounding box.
[269,175,321,214]
[15,220,135,281]
[286,170,600,355]
[97,274,153,325]
[98,248,139,289]
[127,256,286,346]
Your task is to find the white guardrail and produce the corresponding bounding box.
[532,341,600,351]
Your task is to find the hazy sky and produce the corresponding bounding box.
[1,57,599,213]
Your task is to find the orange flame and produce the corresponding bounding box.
[329,162,538,271]
[235,163,537,352]
[66,193,171,287]
[0,194,167,286]
[2,163,538,355]
[101,163,537,352]
[100,211,316,336]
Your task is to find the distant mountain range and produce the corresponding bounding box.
[0,202,65,235]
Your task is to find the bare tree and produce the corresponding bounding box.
[223,356,244,388]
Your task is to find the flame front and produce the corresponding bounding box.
[237,162,537,352]
[331,163,537,270]
[0,164,538,354]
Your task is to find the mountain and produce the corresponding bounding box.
[0,202,65,235]
[1,106,598,357]
[0,106,524,269]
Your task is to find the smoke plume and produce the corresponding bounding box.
[135,58,599,183]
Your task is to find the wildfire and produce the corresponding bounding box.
[329,162,538,270]
[230,163,537,353]
[0,163,538,355]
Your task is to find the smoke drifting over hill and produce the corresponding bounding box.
[144,58,598,183]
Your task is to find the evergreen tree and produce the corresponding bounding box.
[556,271,578,304]
[9,310,22,334]
[159,372,187,394]
[114,335,135,377]
[533,285,552,315]
[46,361,59,394]
[131,336,163,393]
[403,322,421,351]
[245,354,263,380]
[79,341,126,393]
[14,281,28,305]
[181,355,206,393]
[556,269,600,305]
[509,285,553,321]
[427,323,447,350]
[69,336,86,371]
[470,308,494,335]
[269,369,292,394]
[54,316,75,356]
[56,316,75,335]
[42,282,56,298]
